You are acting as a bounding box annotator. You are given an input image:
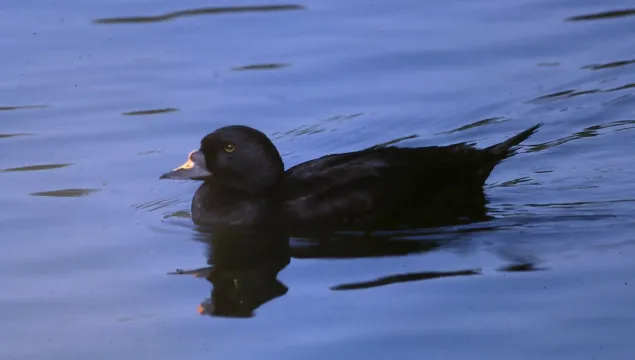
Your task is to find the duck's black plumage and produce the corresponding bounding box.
[160,124,541,230]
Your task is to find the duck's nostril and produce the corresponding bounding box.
[189,150,206,166]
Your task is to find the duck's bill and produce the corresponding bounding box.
[160,150,213,180]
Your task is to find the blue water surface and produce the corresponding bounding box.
[1,0,635,359]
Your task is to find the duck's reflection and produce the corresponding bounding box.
[169,223,503,318]
[170,228,290,318]
[167,189,545,319]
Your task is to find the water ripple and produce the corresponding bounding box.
[163,210,191,219]
[122,108,179,116]
[133,197,185,212]
[93,4,305,24]
[232,63,290,71]
[0,105,47,111]
[583,59,635,71]
[0,133,33,139]
[530,83,635,103]
[366,134,419,150]
[528,119,635,152]
[1,164,72,173]
[526,198,635,209]
[439,117,508,135]
[330,269,481,291]
[567,9,635,22]
[29,188,100,197]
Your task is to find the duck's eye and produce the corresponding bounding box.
[224,144,235,153]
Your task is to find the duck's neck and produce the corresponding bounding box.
[205,173,284,197]
[218,156,285,196]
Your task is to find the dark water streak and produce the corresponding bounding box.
[93,4,306,24]
[29,188,100,197]
[567,8,635,21]
[1,164,71,172]
[122,108,179,116]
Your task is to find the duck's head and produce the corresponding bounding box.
[160,125,285,194]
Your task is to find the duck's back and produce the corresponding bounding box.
[281,143,497,228]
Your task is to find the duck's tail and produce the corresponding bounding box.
[486,123,542,159]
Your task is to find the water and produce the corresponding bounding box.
[1,0,635,358]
